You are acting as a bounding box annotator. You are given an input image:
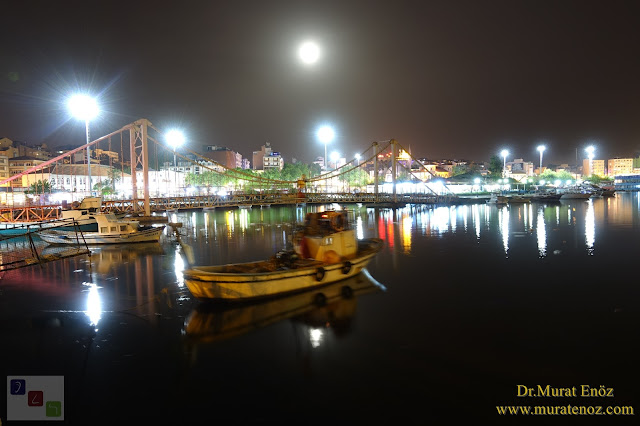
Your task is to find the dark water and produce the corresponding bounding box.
[2,194,640,424]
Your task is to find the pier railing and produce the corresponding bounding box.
[1,192,460,224]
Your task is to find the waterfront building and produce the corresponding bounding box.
[202,145,243,169]
[613,174,640,191]
[607,157,636,177]
[0,154,8,189]
[582,158,606,177]
[264,151,284,171]
[9,156,47,189]
[252,143,283,171]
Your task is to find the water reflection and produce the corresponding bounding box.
[183,270,386,348]
[585,199,595,255]
[499,206,509,256]
[84,283,102,329]
[536,207,546,257]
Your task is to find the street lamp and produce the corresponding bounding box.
[330,151,340,169]
[500,149,509,178]
[537,145,545,175]
[355,153,361,166]
[585,145,595,177]
[68,94,99,195]
[316,125,335,171]
[166,129,185,195]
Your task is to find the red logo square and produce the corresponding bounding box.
[28,390,43,406]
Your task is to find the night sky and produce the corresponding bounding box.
[2,0,640,165]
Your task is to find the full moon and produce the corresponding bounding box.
[298,41,320,64]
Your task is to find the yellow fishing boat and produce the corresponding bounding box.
[182,210,383,302]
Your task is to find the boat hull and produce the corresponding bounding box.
[560,193,591,199]
[37,226,165,245]
[183,238,383,302]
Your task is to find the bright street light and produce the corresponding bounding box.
[500,149,509,178]
[537,145,546,175]
[330,151,340,169]
[316,125,335,170]
[355,153,361,166]
[298,41,320,65]
[68,94,99,195]
[585,145,595,177]
[166,129,186,195]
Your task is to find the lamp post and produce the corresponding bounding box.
[166,129,185,195]
[500,149,509,179]
[537,145,545,176]
[355,153,361,166]
[585,145,595,178]
[316,125,335,171]
[68,94,99,195]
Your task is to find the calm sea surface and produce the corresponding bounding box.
[2,193,640,424]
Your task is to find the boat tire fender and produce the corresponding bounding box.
[341,261,352,274]
[315,267,325,281]
[314,292,327,306]
[341,285,353,298]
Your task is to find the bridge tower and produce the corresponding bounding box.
[129,119,152,216]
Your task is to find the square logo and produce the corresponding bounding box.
[28,390,44,406]
[9,379,26,395]
[7,376,64,421]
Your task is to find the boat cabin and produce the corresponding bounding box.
[95,213,140,235]
[294,211,357,262]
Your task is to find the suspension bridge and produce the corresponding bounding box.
[0,118,456,224]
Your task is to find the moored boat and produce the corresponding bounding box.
[37,213,165,245]
[59,196,104,229]
[182,210,384,302]
[486,193,508,205]
[560,191,591,200]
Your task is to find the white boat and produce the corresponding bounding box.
[0,196,105,236]
[182,210,384,302]
[38,213,165,245]
[60,196,104,227]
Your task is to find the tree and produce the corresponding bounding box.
[26,179,50,194]
[488,155,502,175]
[94,179,119,196]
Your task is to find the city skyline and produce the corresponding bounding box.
[2,1,640,166]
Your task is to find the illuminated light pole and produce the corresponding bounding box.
[355,153,361,166]
[537,145,545,176]
[501,149,509,179]
[68,94,99,195]
[585,145,595,178]
[316,125,335,171]
[166,129,185,195]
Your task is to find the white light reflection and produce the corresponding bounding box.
[473,204,480,240]
[239,209,249,231]
[356,216,364,239]
[309,328,324,348]
[84,283,102,329]
[556,206,560,226]
[449,206,457,232]
[536,208,547,257]
[499,206,509,256]
[175,245,185,287]
[461,205,468,232]
[431,207,450,234]
[585,199,595,254]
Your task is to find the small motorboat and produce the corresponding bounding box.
[38,213,165,245]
